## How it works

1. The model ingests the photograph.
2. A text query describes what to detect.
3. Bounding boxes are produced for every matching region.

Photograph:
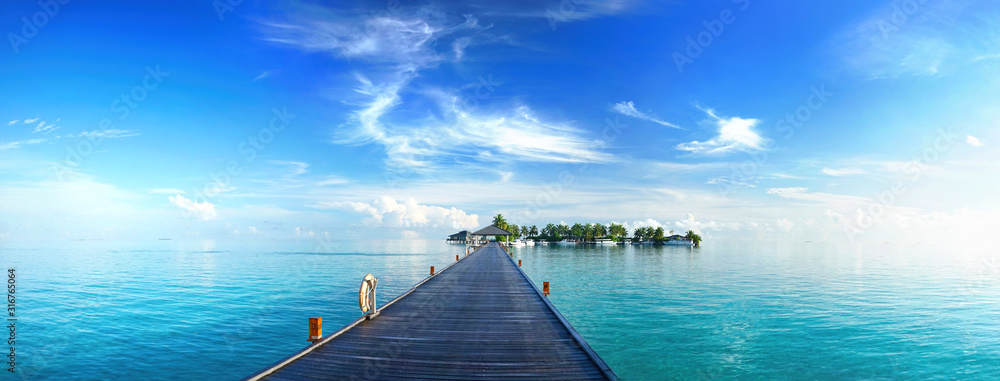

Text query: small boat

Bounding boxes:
[595,238,616,245]
[524,240,535,246]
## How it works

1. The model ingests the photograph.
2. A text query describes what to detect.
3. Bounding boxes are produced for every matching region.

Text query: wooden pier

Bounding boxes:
[244,242,618,380]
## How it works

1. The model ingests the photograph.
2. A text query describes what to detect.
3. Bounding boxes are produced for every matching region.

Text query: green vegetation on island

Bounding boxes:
[490,214,702,247]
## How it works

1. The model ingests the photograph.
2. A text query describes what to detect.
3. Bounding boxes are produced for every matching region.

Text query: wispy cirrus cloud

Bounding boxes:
[32,120,59,134]
[835,0,999,79]
[264,6,612,170]
[821,167,867,176]
[67,129,140,139]
[611,101,681,129]
[676,108,765,156]
[766,187,871,206]
[269,160,309,176]
[0,138,47,150]
[252,70,275,82]
[148,188,185,194]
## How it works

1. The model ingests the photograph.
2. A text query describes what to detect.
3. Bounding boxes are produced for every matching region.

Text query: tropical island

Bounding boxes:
[448,214,702,247]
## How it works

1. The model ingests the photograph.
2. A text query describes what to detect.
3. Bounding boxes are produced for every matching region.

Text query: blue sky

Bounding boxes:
[1,0,997,243]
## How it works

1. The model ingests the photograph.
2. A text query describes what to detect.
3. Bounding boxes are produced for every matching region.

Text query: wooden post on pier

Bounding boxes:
[543,282,550,296]
[430,266,435,275]
[518,259,521,267]
[307,317,322,342]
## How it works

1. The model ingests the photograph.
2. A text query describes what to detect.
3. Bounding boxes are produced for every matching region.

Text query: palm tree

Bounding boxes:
[653,227,665,241]
[544,223,556,238]
[570,223,583,241]
[608,223,625,241]
[584,223,596,241]
[530,225,538,237]
[684,230,702,247]
[558,224,570,238]
[492,214,507,229]
[596,223,608,238]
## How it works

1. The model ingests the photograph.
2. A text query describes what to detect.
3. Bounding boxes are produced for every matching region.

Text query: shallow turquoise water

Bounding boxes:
[3,239,998,380]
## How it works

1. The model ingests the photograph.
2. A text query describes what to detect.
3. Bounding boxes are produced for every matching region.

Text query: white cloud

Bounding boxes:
[265,10,607,169]
[499,171,513,183]
[766,187,871,205]
[768,173,807,180]
[0,138,47,150]
[676,108,765,155]
[401,230,420,239]
[205,185,236,194]
[316,176,349,186]
[149,188,185,194]
[23,117,39,124]
[32,120,59,134]
[71,129,141,139]
[835,1,995,79]
[544,0,634,28]
[252,70,274,82]
[295,227,315,237]
[452,37,471,60]
[262,13,481,69]
[168,194,218,220]
[7,120,18,125]
[270,160,308,175]
[966,135,984,147]
[248,226,260,234]
[318,196,479,229]
[776,218,795,231]
[611,101,681,129]
[345,73,614,168]
[822,167,868,176]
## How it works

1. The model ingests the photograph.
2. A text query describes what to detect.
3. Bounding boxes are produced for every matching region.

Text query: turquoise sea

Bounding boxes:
[3,239,998,380]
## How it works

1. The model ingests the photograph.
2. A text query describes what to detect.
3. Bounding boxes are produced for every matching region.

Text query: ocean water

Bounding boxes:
[2,239,998,380]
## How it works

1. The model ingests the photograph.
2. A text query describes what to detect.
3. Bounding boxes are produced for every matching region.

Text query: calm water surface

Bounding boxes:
[3,239,998,380]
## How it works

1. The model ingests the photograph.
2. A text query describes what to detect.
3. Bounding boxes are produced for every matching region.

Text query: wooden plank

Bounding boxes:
[243,242,618,380]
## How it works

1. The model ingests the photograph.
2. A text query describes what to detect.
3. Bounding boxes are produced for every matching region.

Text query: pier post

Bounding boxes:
[518,259,521,267]
[308,317,322,342]
[456,254,459,261]
[430,266,435,275]
[543,282,550,296]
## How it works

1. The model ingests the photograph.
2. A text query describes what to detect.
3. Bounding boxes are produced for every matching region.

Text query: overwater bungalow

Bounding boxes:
[446,230,471,244]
